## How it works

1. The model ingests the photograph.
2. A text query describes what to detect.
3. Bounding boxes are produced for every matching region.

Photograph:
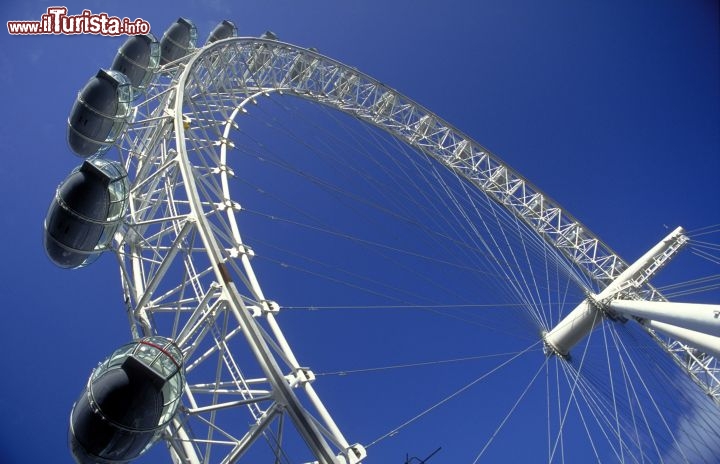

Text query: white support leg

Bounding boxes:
[609,300,720,338]
[642,320,720,360]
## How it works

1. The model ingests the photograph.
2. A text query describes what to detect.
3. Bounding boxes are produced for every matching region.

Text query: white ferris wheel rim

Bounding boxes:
[114,36,720,463]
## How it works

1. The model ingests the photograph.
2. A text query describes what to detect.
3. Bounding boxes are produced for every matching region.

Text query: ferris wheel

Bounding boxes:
[44,18,720,463]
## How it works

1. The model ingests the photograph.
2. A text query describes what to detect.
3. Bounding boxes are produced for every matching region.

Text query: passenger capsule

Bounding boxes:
[289,48,319,81]
[67,69,132,158]
[43,159,129,269]
[159,18,197,65]
[110,33,160,97]
[249,31,280,75]
[206,20,237,44]
[69,337,185,464]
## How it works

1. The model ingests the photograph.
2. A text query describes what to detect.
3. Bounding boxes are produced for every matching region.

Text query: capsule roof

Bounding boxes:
[207,20,237,44]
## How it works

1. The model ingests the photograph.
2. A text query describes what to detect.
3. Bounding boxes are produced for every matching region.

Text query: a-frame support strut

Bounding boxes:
[609,300,720,359]
[542,226,719,359]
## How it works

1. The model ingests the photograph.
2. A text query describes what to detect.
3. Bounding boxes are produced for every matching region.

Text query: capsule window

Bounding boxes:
[104,70,133,118]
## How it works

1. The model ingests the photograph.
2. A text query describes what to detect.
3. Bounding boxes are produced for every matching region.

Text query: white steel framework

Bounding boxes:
[109,37,720,462]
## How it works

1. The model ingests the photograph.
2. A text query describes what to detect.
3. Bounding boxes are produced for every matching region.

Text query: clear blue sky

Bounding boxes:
[0,1,718,463]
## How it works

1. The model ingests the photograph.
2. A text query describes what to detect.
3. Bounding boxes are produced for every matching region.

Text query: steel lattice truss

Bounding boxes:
[112,38,720,463]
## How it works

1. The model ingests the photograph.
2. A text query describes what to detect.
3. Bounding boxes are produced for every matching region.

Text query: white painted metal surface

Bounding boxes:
[543,227,688,357]
[610,300,720,338]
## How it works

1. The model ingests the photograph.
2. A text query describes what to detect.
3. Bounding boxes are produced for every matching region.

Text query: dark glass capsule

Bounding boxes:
[289,47,319,81]
[67,69,132,158]
[260,30,278,40]
[249,31,280,75]
[43,159,128,269]
[110,34,160,97]
[159,18,197,65]
[69,337,185,464]
[206,20,237,44]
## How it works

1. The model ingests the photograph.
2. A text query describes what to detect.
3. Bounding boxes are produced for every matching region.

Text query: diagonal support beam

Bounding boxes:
[642,320,720,361]
[609,300,720,338]
[134,218,196,318]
